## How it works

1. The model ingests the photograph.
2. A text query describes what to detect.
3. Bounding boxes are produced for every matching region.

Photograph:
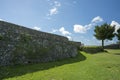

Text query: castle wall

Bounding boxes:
[0,21,79,66]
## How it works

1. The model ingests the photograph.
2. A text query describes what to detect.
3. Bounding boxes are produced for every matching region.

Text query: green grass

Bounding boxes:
[0,49,120,80]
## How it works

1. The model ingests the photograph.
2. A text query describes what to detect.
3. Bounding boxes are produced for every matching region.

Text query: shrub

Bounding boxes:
[81,46,104,53]
[104,44,120,49]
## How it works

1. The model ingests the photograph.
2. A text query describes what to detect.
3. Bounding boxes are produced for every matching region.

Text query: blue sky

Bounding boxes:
[0,0,120,45]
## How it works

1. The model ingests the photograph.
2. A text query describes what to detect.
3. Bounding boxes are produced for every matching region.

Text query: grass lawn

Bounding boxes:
[0,49,120,80]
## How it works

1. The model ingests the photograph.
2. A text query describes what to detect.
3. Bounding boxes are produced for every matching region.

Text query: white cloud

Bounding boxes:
[0,18,5,21]
[59,27,71,35]
[0,19,3,21]
[91,16,103,23]
[51,27,72,40]
[66,36,72,40]
[33,26,41,31]
[85,23,95,30]
[73,24,87,33]
[51,29,58,33]
[73,16,103,33]
[47,0,61,16]
[73,23,95,33]
[111,21,120,32]
[49,7,58,16]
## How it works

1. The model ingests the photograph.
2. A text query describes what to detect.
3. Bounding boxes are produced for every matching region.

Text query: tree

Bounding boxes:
[94,23,115,49]
[116,28,120,48]
[116,28,120,41]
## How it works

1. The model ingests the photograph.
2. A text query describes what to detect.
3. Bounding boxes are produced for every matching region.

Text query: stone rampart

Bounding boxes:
[0,21,80,66]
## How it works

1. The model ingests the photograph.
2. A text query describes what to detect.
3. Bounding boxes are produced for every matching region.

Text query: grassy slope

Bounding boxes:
[1,49,120,80]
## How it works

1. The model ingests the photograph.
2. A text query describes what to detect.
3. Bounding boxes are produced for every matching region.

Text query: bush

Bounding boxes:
[81,46,104,53]
[104,44,120,49]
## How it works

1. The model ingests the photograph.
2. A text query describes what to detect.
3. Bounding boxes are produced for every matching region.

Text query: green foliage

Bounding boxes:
[13,39,52,60]
[94,23,115,48]
[25,47,51,59]
[116,28,120,41]
[115,28,120,49]
[81,46,104,53]
[94,23,115,40]
[20,33,32,43]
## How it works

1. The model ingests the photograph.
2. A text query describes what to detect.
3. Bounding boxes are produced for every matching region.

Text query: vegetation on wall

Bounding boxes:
[0,21,79,66]
[20,33,32,42]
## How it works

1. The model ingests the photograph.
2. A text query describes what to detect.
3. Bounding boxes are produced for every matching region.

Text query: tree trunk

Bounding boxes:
[119,41,120,49]
[102,40,104,49]
[119,43,120,49]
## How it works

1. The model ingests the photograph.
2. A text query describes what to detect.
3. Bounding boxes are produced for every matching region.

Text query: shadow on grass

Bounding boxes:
[84,49,109,54]
[0,52,86,79]
[104,49,120,55]
[114,53,120,55]
[103,50,109,53]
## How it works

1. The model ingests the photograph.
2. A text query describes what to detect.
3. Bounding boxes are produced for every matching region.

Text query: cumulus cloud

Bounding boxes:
[73,23,95,33]
[51,27,72,40]
[48,0,61,16]
[49,7,58,16]
[73,16,103,33]
[51,27,71,35]
[85,23,95,30]
[74,24,87,33]
[33,26,41,31]
[111,21,120,32]
[91,16,103,23]
[66,36,72,40]
[59,27,71,35]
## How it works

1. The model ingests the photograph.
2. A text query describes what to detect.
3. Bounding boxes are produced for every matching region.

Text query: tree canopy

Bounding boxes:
[116,28,120,41]
[94,23,115,48]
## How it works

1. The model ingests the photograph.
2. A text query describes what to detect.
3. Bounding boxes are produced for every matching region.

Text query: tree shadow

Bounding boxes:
[84,49,109,54]
[104,49,120,55]
[103,50,109,53]
[113,53,120,55]
[0,52,86,79]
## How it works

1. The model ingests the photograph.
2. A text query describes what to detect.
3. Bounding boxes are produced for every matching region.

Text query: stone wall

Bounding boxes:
[0,21,80,66]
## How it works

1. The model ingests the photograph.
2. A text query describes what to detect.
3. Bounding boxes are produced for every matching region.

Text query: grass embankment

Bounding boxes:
[0,49,120,80]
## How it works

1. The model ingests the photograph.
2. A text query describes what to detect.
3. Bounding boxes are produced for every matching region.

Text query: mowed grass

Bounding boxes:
[0,49,120,80]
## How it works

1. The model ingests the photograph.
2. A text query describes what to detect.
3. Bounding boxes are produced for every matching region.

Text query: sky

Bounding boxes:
[0,0,120,46]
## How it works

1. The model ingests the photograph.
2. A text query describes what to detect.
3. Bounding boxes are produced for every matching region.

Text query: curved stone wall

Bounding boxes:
[0,21,79,66]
